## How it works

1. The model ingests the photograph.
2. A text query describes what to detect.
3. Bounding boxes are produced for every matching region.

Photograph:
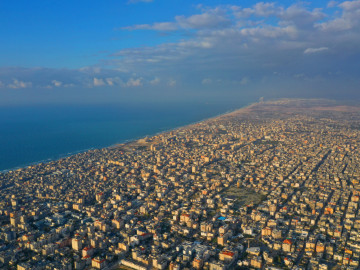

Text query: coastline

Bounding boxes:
[111,100,259,148]
[0,100,257,174]
[2,98,345,174]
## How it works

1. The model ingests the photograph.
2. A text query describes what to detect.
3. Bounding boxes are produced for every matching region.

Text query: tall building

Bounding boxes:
[72,237,82,251]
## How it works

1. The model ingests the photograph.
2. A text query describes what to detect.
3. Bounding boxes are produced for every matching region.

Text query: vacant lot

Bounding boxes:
[221,186,265,208]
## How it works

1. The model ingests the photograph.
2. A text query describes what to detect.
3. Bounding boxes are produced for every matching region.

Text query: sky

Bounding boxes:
[0,0,359,105]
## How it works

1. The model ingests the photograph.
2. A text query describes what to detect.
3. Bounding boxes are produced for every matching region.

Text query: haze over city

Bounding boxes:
[1,0,360,105]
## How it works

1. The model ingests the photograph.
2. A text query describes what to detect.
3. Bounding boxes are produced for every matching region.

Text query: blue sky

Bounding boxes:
[0,0,359,105]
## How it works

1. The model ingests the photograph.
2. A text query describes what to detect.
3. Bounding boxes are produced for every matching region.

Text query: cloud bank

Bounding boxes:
[1,1,360,104]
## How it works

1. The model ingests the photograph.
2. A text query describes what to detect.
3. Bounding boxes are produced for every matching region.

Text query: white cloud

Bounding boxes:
[80,66,101,74]
[339,0,360,10]
[316,17,352,31]
[176,11,230,29]
[178,40,213,48]
[106,77,124,86]
[63,83,75,88]
[113,1,360,79]
[316,0,360,31]
[252,2,278,16]
[304,47,329,54]
[150,77,160,85]
[240,25,298,39]
[8,79,32,89]
[51,80,63,87]
[105,78,114,86]
[128,0,153,3]
[126,78,143,87]
[202,78,212,84]
[93,77,106,87]
[327,1,338,8]
[122,22,178,31]
[2,1,360,100]
[122,8,230,31]
[235,2,280,18]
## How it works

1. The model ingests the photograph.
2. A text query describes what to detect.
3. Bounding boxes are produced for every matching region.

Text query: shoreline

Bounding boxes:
[111,100,259,148]
[0,100,257,174]
[2,98,339,174]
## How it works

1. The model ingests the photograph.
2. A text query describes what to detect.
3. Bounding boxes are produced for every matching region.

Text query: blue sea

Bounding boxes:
[0,100,252,172]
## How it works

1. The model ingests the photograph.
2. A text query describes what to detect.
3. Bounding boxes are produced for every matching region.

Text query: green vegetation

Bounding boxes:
[256,140,279,145]
[220,186,264,208]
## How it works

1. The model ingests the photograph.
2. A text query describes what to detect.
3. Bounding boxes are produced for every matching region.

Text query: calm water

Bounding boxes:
[0,101,251,172]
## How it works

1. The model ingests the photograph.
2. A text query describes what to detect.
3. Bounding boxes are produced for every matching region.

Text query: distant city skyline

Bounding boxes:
[0,0,359,105]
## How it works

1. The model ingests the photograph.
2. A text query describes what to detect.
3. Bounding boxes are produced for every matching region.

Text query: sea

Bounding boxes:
[0,100,253,172]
